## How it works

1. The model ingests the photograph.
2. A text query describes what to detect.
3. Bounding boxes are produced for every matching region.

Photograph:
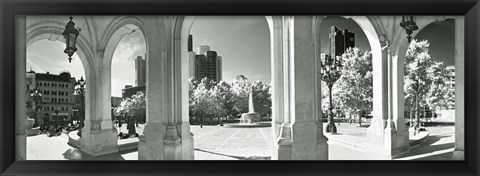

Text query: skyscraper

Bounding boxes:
[135,56,146,85]
[330,26,355,57]
[194,46,223,82]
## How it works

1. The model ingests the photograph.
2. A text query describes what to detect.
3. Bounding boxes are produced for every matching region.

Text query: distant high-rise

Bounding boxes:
[135,56,146,85]
[330,26,355,57]
[194,47,223,82]
[188,35,193,52]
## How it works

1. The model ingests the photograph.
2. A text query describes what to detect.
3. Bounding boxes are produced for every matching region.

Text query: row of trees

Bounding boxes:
[114,77,272,135]
[322,40,454,129]
[404,40,455,132]
[115,40,452,134]
[189,77,272,125]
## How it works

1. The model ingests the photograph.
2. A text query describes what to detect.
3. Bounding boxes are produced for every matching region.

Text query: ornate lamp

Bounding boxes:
[62,16,81,63]
[75,76,86,130]
[30,88,43,127]
[320,53,343,134]
[399,16,419,43]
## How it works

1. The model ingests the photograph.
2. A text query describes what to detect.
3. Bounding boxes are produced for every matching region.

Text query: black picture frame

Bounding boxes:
[1,0,479,175]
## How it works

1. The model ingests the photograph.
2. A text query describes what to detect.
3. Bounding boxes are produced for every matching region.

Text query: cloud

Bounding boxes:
[111,78,134,97]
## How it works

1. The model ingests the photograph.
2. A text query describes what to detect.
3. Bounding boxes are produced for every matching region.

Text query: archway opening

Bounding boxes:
[401,18,456,159]
[318,16,377,160]
[109,24,147,141]
[188,16,273,160]
[26,39,86,160]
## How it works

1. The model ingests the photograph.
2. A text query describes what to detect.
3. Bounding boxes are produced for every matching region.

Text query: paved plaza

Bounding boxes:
[26,122,455,160]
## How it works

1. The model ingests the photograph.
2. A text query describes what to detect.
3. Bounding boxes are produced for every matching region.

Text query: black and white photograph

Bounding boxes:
[16,15,464,161]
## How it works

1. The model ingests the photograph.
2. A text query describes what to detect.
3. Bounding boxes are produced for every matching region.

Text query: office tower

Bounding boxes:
[330,26,355,57]
[194,48,223,82]
[135,56,146,85]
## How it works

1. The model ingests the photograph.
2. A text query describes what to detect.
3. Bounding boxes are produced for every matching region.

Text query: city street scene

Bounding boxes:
[17,16,463,160]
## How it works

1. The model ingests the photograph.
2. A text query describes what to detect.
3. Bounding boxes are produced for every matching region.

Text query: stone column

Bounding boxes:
[80,58,119,156]
[271,16,328,160]
[452,16,464,160]
[139,16,191,160]
[367,33,389,156]
[270,16,293,160]
[367,33,409,158]
[177,16,195,160]
[391,51,410,155]
[15,15,27,160]
[291,16,328,160]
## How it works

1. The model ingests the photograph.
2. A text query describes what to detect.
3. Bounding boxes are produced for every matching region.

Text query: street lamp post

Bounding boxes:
[320,53,343,134]
[75,76,86,129]
[30,88,43,127]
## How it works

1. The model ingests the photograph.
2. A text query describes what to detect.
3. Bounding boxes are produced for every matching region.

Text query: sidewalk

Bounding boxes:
[26,123,455,160]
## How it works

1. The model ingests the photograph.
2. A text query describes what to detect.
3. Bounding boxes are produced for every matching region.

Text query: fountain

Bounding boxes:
[225,89,270,128]
[240,91,261,123]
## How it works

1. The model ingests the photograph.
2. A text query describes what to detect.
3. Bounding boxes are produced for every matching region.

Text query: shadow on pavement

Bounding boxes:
[194,148,270,160]
[396,134,454,160]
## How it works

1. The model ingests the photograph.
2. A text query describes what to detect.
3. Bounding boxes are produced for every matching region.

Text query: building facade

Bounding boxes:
[330,26,355,57]
[194,45,223,82]
[27,71,76,124]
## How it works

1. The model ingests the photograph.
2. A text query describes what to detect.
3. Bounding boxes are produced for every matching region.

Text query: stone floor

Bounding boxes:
[25,122,455,160]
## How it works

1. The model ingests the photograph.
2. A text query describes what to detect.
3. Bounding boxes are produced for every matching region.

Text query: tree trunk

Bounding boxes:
[357,111,362,126]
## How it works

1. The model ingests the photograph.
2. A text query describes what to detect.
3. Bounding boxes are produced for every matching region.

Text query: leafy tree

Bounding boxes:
[426,62,454,115]
[252,80,272,116]
[326,48,373,126]
[231,77,251,116]
[114,91,145,136]
[208,81,233,124]
[404,39,435,133]
[191,78,215,127]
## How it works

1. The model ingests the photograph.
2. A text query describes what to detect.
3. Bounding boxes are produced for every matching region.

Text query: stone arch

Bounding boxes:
[99,16,147,128]
[315,16,384,123]
[393,16,455,58]
[101,16,146,68]
[26,18,95,126]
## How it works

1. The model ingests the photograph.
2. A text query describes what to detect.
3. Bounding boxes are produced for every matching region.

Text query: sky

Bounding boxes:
[27,16,455,97]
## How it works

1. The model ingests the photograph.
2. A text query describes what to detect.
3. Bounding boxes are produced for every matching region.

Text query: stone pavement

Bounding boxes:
[26,122,455,160]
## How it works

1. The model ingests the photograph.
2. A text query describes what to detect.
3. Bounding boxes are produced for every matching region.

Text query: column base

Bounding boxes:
[164,124,182,160]
[138,122,194,160]
[316,122,329,160]
[272,123,293,160]
[179,123,194,160]
[80,128,119,157]
[367,119,409,158]
[452,149,464,160]
[292,122,322,160]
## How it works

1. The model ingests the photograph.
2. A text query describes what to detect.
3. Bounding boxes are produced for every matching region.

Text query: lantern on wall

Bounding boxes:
[62,16,81,63]
[399,16,419,43]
